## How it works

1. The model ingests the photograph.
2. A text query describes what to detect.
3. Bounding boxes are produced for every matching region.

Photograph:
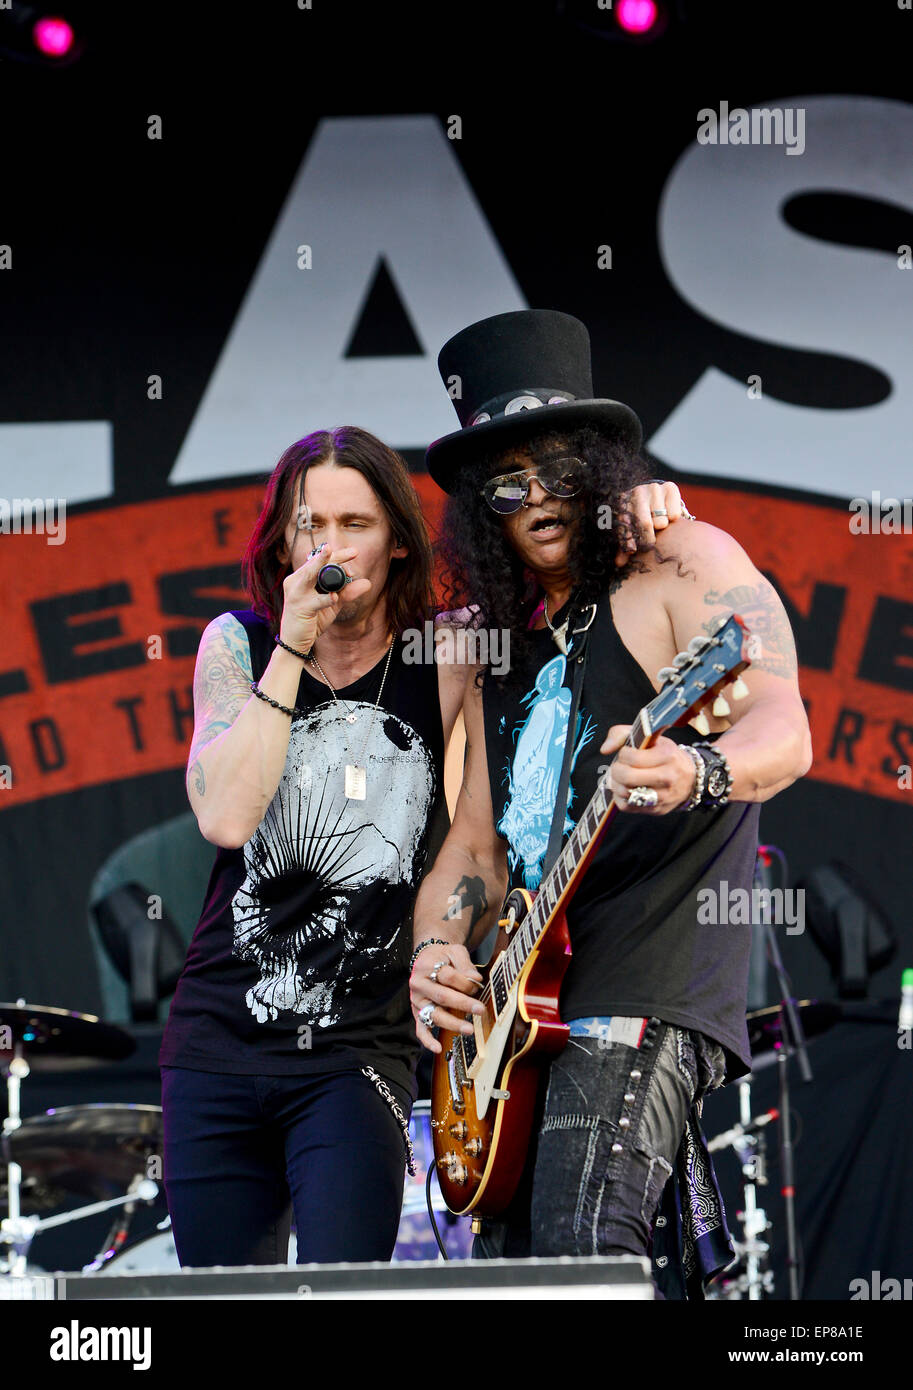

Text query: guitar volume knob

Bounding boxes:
[446,1158,469,1185]
[464,1137,484,1157]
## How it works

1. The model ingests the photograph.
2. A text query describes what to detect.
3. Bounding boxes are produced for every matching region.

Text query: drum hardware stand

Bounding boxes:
[2,1181,160,1276]
[81,1174,162,1273]
[730,1082,774,1299]
[762,921,811,1302]
[750,848,812,1300]
[2,1032,157,1276]
[2,1038,33,1277]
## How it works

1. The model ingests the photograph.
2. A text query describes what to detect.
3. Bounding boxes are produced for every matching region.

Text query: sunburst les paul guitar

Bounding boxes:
[430,613,754,1217]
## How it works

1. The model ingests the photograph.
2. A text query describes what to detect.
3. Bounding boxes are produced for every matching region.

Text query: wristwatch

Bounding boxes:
[692,742,733,809]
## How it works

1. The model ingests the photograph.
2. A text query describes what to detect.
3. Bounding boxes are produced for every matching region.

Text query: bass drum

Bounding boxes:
[99,1102,472,1272]
[96,1224,181,1275]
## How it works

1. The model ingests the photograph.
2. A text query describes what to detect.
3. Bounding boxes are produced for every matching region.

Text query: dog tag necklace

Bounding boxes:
[308,636,395,800]
[542,595,570,655]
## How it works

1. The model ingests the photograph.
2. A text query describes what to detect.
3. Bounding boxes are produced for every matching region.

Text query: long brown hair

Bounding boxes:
[242,426,434,635]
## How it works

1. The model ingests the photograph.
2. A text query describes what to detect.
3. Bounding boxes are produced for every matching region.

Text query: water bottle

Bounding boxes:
[899,968,913,1032]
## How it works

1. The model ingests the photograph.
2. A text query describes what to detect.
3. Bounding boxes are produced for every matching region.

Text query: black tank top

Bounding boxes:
[160,610,446,1093]
[482,597,759,1078]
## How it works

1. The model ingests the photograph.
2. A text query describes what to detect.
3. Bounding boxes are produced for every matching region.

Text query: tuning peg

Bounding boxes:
[687,636,709,653]
[657,666,679,684]
[732,676,749,701]
[712,694,731,717]
[693,712,711,736]
[673,651,690,668]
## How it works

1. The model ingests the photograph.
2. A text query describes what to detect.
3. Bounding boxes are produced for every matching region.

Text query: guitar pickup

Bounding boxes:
[447,1047,465,1114]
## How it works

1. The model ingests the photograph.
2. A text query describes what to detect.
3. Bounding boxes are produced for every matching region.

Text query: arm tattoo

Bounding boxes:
[190,615,255,758]
[702,581,798,679]
[443,875,488,931]
[190,760,206,796]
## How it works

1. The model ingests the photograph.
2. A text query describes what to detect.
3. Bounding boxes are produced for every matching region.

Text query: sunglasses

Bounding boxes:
[480,456,586,515]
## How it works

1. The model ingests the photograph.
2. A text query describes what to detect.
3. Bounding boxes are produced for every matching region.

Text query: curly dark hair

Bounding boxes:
[436,425,653,676]
[242,426,434,637]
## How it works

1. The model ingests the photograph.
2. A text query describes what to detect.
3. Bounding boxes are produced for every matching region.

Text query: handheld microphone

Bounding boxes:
[315,563,353,595]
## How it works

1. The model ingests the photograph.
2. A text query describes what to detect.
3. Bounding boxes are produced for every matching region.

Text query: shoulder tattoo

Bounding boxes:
[702,581,798,679]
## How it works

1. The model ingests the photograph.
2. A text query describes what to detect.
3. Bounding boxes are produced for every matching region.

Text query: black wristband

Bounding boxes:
[692,741,733,809]
[274,634,312,661]
[250,681,298,717]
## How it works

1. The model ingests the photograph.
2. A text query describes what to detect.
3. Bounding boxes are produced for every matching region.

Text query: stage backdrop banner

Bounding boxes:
[1,85,911,1019]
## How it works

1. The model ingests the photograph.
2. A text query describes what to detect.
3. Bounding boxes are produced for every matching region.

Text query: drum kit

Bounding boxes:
[0,1000,471,1278]
[0,1000,161,1277]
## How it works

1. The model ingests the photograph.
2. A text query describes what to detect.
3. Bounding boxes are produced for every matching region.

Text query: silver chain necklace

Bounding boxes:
[307,636,395,800]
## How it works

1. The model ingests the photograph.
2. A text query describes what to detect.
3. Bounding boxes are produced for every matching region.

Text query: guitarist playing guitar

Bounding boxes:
[409,311,811,1296]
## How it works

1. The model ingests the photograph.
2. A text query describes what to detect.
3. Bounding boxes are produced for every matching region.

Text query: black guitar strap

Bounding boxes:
[542,603,596,878]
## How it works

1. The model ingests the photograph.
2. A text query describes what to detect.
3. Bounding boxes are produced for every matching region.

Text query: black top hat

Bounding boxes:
[425,309,642,493]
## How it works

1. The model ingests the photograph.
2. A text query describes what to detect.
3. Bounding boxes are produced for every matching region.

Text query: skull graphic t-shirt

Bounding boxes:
[160,611,446,1094]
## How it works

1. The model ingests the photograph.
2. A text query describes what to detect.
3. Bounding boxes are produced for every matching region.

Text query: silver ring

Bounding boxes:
[418,1003,435,1028]
[627,786,659,809]
[650,508,668,518]
[428,959,448,984]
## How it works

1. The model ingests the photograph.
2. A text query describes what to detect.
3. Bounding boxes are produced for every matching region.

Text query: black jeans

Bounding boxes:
[475,1020,725,1266]
[161,1065,412,1267]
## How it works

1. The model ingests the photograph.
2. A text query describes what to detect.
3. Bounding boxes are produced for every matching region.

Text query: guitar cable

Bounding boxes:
[425,1160,451,1259]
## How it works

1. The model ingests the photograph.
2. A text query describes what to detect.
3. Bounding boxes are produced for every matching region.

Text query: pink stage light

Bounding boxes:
[32,16,75,58]
[616,0,659,35]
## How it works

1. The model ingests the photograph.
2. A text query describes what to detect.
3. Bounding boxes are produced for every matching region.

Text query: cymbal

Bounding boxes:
[746,1000,842,1057]
[0,1002,135,1066]
[2,1104,163,1208]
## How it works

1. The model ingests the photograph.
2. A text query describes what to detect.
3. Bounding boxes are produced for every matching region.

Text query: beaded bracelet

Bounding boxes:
[249,681,297,717]
[274,634,312,661]
[409,938,452,973]
[680,744,706,811]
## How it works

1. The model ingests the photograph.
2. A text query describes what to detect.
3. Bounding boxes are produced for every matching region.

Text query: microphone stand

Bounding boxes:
[757,845,811,1302]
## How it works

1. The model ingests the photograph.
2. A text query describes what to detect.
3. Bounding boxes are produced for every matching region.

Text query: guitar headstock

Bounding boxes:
[644,614,753,739]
